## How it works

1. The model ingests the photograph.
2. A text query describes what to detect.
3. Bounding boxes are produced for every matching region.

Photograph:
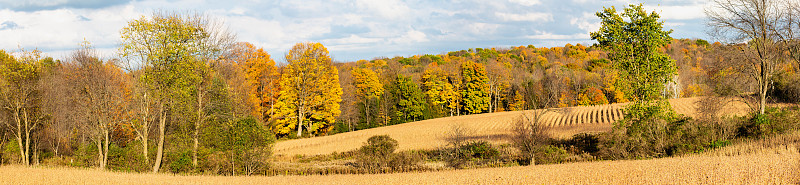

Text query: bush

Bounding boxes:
[354,135,420,173]
[511,113,551,165]
[167,150,193,174]
[534,145,568,164]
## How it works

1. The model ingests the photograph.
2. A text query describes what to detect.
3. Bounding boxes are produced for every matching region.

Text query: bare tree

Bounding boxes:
[707,0,789,114]
[64,43,131,170]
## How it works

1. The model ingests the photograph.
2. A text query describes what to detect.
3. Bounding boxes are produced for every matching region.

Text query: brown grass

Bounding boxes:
[274,97,752,156]
[2,145,797,184]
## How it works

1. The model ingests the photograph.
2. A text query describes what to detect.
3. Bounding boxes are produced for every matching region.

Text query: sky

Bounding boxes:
[0,0,708,62]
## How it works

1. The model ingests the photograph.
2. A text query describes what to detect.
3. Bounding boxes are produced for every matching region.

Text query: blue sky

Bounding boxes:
[0,0,708,62]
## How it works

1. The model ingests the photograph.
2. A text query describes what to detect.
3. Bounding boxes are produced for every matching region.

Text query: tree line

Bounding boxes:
[1,1,800,174]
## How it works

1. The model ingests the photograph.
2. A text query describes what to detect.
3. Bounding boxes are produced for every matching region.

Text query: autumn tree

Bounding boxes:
[227,42,280,122]
[0,49,54,165]
[422,63,458,116]
[351,63,383,126]
[707,0,788,114]
[63,43,131,170]
[460,60,490,114]
[272,42,342,137]
[119,11,223,172]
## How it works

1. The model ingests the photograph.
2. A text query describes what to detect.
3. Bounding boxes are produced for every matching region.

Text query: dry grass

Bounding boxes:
[274,97,752,156]
[2,145,797,184]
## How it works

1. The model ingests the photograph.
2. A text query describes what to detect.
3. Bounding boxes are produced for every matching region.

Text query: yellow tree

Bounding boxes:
[272,42,342,137]
[351,64,383,126]
[232,42,280,122]
[422,62,458,116]
[0,49,54,166]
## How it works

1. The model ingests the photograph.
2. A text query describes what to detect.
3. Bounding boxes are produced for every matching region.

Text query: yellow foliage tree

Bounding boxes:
[236,42,280,122]
[272,42,342,137]
[351,65,383,126]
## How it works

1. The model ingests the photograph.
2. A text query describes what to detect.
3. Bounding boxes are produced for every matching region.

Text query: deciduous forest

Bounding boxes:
[1,1,799,180]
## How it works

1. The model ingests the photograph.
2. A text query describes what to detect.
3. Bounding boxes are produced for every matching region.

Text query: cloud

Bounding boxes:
[508,0,541,6]
[495,12,552,22]
[526,32,589,40]
[0,0,132,11]
[0,21,20,30]
[0,0,712,62]
[645,4,706,20]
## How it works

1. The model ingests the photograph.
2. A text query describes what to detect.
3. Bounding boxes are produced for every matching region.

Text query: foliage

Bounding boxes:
[591,4,676,102]
[392,75,425,123]
[354,135,420,173]
[272,42,342,137]
[460,60,490,114]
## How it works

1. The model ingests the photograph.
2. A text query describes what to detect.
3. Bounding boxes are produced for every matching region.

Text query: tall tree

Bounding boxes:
[591,4,676,103]
[707,0,787,114]
[119,11,218,172]
[0,49,54,165]
[351,65,383,126]
[272,42,342,137]
[228,42,280,122]
[422,62,458,116]
[393,75,425,123]
[63,43,131,170]
[460,60,490,114]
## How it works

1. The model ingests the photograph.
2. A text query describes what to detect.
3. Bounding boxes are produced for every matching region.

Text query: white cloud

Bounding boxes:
[644,4,706,20]
[390,29,428,44]
[496,12,552,22]
[508,0,541,6]
[356,0,410,19]
[526,32,589,40]
[570,12,600,33]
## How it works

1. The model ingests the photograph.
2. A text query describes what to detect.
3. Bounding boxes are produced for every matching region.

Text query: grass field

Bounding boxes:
[2,144,796,184]
[274,97,753,156]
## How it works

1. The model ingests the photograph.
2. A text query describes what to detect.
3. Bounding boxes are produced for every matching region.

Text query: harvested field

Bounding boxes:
[274,97,753,156]
[2,145,797,184]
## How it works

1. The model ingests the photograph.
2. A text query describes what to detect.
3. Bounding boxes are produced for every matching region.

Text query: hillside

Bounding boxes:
[273,97,752,156]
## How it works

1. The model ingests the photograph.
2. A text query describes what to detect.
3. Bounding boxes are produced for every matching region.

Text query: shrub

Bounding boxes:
[511,113,551,165]
[168,150,193,174]
[534,145,568,164]
[354,135,420,173]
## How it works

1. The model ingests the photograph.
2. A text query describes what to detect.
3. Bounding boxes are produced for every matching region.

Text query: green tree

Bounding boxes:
[591,4,680,158]
[393,75,425,123]
[119,11,217,172]
[590,4,676,103]
[272,42,342,137]
[460,60,490,114]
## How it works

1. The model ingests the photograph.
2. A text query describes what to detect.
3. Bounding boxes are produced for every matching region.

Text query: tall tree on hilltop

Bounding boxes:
[272,42,342,137]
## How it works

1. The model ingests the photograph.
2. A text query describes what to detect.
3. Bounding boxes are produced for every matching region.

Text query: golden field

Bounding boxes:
[273,97,751,156]
[1,144,797,184]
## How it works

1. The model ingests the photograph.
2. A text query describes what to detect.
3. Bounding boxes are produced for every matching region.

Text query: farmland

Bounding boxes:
[273,97,751,156]
[2,142,796,184]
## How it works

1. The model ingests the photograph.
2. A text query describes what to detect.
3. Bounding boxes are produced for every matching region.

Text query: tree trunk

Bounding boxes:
[23,110,31,166]
[152,106,166,173]
[365,99,370,126]
[103,129,110,170]
[296,105,304,137]
[15,111,26,165]
[96,136,104,169]
[141,92,150,163]
[193,87,203,167]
